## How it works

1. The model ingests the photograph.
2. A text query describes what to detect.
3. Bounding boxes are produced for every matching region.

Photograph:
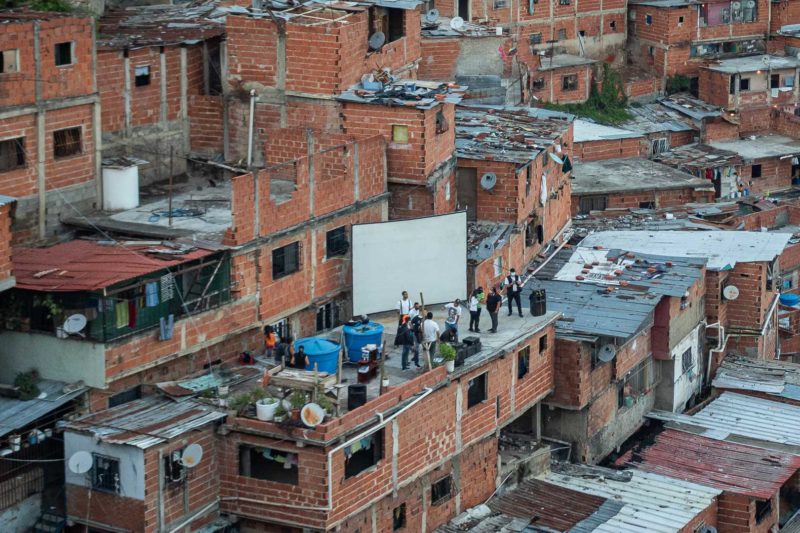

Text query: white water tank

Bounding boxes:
[102,158,142,210]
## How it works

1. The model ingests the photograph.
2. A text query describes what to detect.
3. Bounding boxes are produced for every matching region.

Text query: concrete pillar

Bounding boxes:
[353,142,360,201]
[220,40,230,161]
[277,27,287,127]
[180,46,190,154]
[34,22,46,239]
[91,18,102,208]
[202,41,210,96]
[123,51,132,136]
[455,383,463,453]
[391,419,399,497]
[159,47,168,131]
[307,129,315,217]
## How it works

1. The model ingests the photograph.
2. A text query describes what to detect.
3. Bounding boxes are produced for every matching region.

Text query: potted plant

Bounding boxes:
[288,391,306,422]
[274,404,288,423]
[228,392,252,417]
[14,371,40,401]
[256,397,279,421]
[439,343,456,373]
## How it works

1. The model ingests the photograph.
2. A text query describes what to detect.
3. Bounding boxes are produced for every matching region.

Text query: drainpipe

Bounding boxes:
[705,321,726,384]
[247,89,256,168]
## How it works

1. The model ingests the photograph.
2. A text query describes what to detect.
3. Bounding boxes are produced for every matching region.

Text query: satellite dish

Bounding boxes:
[368,32,386,51]
[731,1,741,8]
[746,0,755,6]
[63,314,87,334]
[480,172,497,190]
[450,16,465,30]
[424,9,440,22]
[548,152,564,165]
[476,242,494,260]
[301,403,326,427]
[723,285,740,301]
[597,344,617,363]
[68,451,93,474]
[181,443,204,468]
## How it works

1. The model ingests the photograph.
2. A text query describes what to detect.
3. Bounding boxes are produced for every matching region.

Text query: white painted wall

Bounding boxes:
[0,332,105,388]
[64,432,145,500]
[671,324,703,413]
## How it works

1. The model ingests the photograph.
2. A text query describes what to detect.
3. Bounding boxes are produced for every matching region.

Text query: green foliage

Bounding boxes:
[666,74,691,95]
[30,0,72,11]
[289,391,306,409]
[15,370,40,401]
[32,295,62,321]
[249,386,269,402]
[439,343,456,362]
[274,403,287,417]
[542,63,632,125]
[229,392,253,414]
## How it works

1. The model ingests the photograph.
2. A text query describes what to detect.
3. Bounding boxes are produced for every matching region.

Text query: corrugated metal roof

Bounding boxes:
[713,354,800,400]
[573,119,642,143]
[0,380,85,437]
[579,230,790,271]
[65,396,225,449]
[545,464,720,533]
[617,428,800,498]
[621,103,694,135]
[524,279,659,340]
[13,240,216,292]
[659,93,720,121]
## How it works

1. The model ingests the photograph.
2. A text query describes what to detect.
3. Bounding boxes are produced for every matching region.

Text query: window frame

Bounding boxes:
[325,226,349,258]
[91,454,121,494]
[272,241,300,280]
[467,373,488,408]
[751,163,762,178]
[391,124,409,144]
[0,137,25,172]
[134,65,151,87]
[393,503,407,530]
[344,430,384,479]
[54,41,74,67]
[431,476,453,505]
[562,74,578,91]
[0,49,20,74]
[739,77,750,91]
[53,127,82,159]
[518,346,530,380]
[238,445,299,485]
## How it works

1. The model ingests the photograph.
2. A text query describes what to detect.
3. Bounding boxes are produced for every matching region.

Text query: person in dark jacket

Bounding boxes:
[486,286,502,333]
[395,318,420,370]
[289,344,309,369]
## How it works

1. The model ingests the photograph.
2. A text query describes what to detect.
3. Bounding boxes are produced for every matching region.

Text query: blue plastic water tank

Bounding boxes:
[294,337,340,374]
[343,322,385,362]
[780,293,800,307]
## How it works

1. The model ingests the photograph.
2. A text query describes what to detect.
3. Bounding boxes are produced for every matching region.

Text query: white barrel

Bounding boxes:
[102,162,140,210]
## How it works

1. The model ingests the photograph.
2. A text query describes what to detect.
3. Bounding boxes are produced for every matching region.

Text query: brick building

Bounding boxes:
[706,135,800,196]
[530,54,595,104]
[95,4,226,184]
[0,11,100,243]
[455,106,574,291]
[573,119,646,162]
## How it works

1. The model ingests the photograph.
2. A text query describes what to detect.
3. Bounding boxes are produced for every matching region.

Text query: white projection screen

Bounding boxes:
[352,212,467,316]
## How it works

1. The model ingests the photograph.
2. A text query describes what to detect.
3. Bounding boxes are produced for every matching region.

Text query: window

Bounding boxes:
[435,109,449,134]
[91,454,120,494]
[678,15,684,24]
[431,476,452,505]
[639,201,655,209]
[559,0,570,4]
[579,195,607,214]
[610,20,617,31]
[371,7,405,44]
[771,74,780,89]
[272,242,300,279]
[163,450,185,485]
[751,164,762,178]
[648,46,656,58]
[494,0,507,8]
[467,373,487,408]
[53,127,82,158]
[767,258,776,291]
[518,346,530,379]
[529,33,543,45]
[681,347,694,374]
[755,498,772,524]
[651,138,668,155]
[0,138,25,171]
[316,301,338,332]
[532,77,545,90]
[740,78,750,91]
[54,42,74,66]
[525,165,532,196]
[562,75,578,91]
[108,385,142,408]
[345,430,383,478]
[0,49,19,74]
[239,445,298,485]
[493,256,503,277]
[393,504,406,530]
[135,65,151,87]
[785,75,795,88]
[578,30,586,37]
[392,125,409,144]
[618,357,655,408]
[645,14,653,24]
[730,75,736,94]
[539,334,548,353]
[326,226,349,257]
[557,28,567,40]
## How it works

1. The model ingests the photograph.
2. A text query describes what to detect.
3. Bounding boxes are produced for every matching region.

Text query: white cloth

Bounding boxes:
[469,296,479,312]
[408,308,420,321]
[444,303,461,324]
[396,298,412,314]
[423,319,440,343]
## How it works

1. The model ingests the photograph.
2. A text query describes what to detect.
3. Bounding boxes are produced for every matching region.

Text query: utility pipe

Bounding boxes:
[247,89,256,168]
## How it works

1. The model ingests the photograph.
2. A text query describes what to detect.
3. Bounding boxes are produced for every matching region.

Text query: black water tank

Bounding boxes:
[530,289,547,316]
[347,384,367,411]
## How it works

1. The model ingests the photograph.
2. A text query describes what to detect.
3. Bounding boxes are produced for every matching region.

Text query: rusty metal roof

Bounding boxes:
[13,239,216,292]
[65,396,225,449]
[617,428,800,499]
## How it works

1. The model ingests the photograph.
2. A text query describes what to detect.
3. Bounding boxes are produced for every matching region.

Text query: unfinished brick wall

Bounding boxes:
[699,69,732,108]
[572,186,715,216]
[44,104,96,191]
[574,138,645,162]
[738,157,793,196]
[418,38,461,80]
[0,204,13,285]
[189,95,225,155]
[718,492,778,533]
[531,66,592,104]
[0,114,38,199]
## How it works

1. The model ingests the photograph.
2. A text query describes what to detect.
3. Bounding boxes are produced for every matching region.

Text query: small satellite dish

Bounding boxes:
[480,172,497,191]
[63,314,87,335]
[746,0,755,6]
[723,285,740,301]
[548,152,564,165]
[424,8,440,23]
[450,16,465,30]
[68,451,93,474]
[301,403,326,428]
[597,344,617,363]
[181,443,204,468]
[731,1,741,8]
[368,32,386,51]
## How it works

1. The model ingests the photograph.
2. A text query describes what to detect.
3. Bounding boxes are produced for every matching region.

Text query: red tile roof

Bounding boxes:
[13,240,215,292]
[616,429,800,499]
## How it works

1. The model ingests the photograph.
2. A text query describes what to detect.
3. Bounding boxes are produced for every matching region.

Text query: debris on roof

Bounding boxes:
[467,222,514,262]
[421,16,501,38]
[536,54,596,71]
[709,134,800,160]
[573,119,642,143]
[621,102,695,135]
[579,230,790,271]
[13,239,217,292]
[571,158,714,195]
[0,379,85,438]
[705,54,800,74]
[713,355,800,401]
[659,93,721,121]
[617,428,800,498]
[456,105,574,164]
[338,79,465,110]
[654,143,742,171]
[65,396,225,449]
[0,9,82,23]
[157,366,263,400]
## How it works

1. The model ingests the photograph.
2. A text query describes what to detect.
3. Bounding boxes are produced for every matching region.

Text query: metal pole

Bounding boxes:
[168,147,174,226]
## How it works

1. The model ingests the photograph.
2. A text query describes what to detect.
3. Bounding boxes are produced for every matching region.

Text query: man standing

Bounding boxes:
[486,286,502,333]
[422,312,440,366]
[505,268,524,317]
[408,302,421,322]
[468,287,484,332]
[394,318,420,370]
[443,299,462,342]
[396,291,413,325]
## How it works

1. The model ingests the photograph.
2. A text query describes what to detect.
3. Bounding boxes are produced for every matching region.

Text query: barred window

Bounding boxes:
[53,127,82,158]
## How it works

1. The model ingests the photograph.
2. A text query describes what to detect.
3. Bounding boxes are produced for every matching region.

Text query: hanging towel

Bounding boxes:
[159,314,175,340]
[115,301,129,329]
[145,282,159,307]
[561,154,572,173]
[128,300,137,328]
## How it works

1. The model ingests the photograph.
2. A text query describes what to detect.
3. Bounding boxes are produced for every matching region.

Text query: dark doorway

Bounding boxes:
[457,167,478,221]
[458,0,469,19]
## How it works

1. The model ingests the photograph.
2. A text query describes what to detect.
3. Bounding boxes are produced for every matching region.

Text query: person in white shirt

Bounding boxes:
[396,291,413,325]
[422,311,440,363]
[408,302,421,321]
[443,299,462,342]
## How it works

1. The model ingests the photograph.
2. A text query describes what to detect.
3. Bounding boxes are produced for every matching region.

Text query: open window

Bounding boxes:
[681,347,694,374]
[369,7,405,45]
[740,78,750,91]
[0,138,25,171]
[163,450,185,485]
[562,75,578,91]
[393,503,406,530]
[431,476,452,505]
[239,445,299,485]
[53,127,82,158]
[55,42,74,66]
[518,346,530,379]
[435,109,449,134]
[0,49,19,74]
[467,373,487,408]
[345,430,383,478]
[618,357,655,408]
[539,334,548,354]
[91,454,120,494]
[751,164,762,178]
[755,498,773,524]
[135,65,151,87]
[273,242,300,279]
[532,77,545,90]
[326,226,349,257]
